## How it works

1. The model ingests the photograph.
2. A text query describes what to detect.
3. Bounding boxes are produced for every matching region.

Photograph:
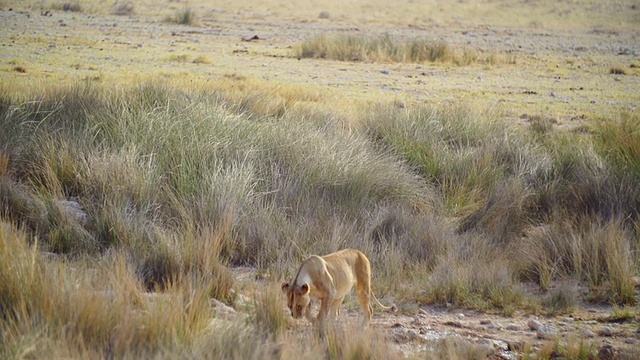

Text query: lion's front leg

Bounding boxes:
[317,294,334,329]
[305,303,315,324]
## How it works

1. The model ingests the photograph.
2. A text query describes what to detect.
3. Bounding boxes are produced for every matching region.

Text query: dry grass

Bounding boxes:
[1,0,639,356]
[1,73,638,360]
[169,7,199,26]
[294,33,512,65]
[110,1,134,16]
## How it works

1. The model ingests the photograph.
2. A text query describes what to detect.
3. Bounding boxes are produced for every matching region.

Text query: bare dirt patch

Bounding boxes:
[230,268,640,359]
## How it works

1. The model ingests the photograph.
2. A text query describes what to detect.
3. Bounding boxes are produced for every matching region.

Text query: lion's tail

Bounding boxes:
[371,290,397,312]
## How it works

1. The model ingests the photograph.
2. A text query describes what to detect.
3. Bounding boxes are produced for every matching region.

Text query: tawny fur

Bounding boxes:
[281,248,397,328]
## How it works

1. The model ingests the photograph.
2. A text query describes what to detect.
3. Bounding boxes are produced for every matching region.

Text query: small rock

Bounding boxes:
[457,313,465,320]
[528,319,544,331]
[492,340,509,352]
[582,329,597,338]
[392,328,420,343]
[507,341,524,352]
[318,11,330,19]
[537,326,557,340]
[241,34,259,42]
[600,327,613,337]
[210,299,236,319]
[480,319,492,325]
[598,345,616,360]
[56,199,88,225]
[380,69,389,75]
[506,324,520,331]
[624,338,636,344]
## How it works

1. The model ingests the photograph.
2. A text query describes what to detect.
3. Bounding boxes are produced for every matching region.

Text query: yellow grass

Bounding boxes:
[2,0,640,358]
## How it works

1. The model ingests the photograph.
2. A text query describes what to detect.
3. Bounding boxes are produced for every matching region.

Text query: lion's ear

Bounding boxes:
[281,282,290,293]
[301,283,310,294]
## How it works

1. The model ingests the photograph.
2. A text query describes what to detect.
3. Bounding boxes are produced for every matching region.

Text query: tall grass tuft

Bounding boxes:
[251,284,290,339]
[324,325,399,359]
[294,33,511,65]
[520,217,636,304]
[424,337,495,360]
[593,111,640,180]
[171,8,199,26]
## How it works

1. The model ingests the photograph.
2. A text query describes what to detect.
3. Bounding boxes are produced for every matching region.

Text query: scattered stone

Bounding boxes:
[600,327,614,337]
[56,199,88,225]
[210,299,236,319]
[598,345,616,360]
[380,69,389,75]
[444,321,463,328]
[624,338,636,344]
[527,319,544,331]
[457,313,465,320]
[318,11,330,19]
[506,324,520,331]
[582,329,597,338]
[480,319,492,325]
[537,325,557,340]
[241,34,259,42]
[507,340,524,352]
[392,327,421,343]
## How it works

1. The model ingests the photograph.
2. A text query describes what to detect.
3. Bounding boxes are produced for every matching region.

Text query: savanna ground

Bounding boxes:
[1,0,640,358]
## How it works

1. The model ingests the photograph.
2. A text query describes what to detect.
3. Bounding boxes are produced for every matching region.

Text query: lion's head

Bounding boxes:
[281,282,311,319]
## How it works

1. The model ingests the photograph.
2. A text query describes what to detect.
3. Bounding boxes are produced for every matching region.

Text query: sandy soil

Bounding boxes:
[1,2,639,124]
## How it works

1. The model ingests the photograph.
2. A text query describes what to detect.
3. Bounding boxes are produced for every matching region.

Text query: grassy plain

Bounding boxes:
[1,0,640,358]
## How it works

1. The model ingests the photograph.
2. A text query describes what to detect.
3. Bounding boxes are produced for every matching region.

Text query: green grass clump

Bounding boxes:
[592,110,640,180]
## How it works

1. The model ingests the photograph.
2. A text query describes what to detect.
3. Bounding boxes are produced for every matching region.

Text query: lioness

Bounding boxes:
[281,248,396,328]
